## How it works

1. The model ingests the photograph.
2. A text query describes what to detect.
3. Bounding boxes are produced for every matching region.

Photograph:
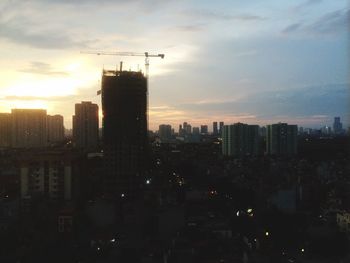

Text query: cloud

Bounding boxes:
[306,8,349,35]
[282,23,302,34]
[282,9,349,36]
[175,83,349,125]
[18,62,69,76]
[183,9,265,22]
[0,19,94,49]
[292,0,323,12]
[174,25,204,32]
[3,95,77,102]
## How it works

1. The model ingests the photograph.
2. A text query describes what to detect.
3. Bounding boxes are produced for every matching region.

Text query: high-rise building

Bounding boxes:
[47,115,64,143]
[219,121,224,135]
[222,123,260,157]
[200,125,208,134]
[158,124,172,142]
[183,122,192,135]
[213,122,218,135]
[73,101,99,149]
[192,127,200,135]
[321,126,332,135]
[11,109,47,148]
[0,113,11,147]
[179,124,184,136]
[333,117,343,135]
[266,123,297,155]
[102,69,148,195]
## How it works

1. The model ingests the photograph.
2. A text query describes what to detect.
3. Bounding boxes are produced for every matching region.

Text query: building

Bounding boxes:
[18,150,77,201]
[11,109,47,148]
[337,211,350,235]
[222,123,260,157]
[266,123,297,155]
[333,117,343,135]
[200,125,208,135]
[47,115,65,143]
[0,113,11,148]
[213,122,218,135]
[159,124,172,142]
[73,101,99,149]
[321,126,332,136]
[183,122,192,135]
[192,127,200,135]
[102,69,148,195]
[219,122,224,135]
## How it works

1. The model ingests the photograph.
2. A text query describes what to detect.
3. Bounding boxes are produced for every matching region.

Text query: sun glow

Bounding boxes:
[0,100,50,111]
[6,77,83,98]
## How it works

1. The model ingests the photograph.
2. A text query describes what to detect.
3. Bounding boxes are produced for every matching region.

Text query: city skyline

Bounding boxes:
[0,0,348,130]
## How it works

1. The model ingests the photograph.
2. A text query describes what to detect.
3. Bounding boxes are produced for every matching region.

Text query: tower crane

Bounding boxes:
[80,51,165,78]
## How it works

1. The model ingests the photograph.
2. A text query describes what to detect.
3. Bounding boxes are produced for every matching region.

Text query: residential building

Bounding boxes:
[213,122,218,135]
[73,101,99,149]
[18,150,77,201]
[0,113,11,147]
[159,124,172,142]
[200,125,208,135]
[222,123,260,157]
[11,109,47,148]
[47,115,64,143]
[266,123,298,155]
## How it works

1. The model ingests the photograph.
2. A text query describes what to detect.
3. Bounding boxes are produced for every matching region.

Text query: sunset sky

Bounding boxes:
[0,0,348,130]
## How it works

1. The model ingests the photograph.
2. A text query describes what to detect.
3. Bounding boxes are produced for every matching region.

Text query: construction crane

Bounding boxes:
[80,51,165,78]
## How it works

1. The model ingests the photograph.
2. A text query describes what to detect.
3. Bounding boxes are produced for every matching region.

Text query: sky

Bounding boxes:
[0,0,348,131]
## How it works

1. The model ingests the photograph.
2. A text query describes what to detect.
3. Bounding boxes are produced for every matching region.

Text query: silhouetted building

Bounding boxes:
[213,122,218,135]
[200,125,208,135]
[333,117,343,135]
[222,123,260,157]
[102,69,148,195]
[73,101,99,149]
[0,113,11,147]
[321,126,332,135]
[47,115,64,143]
[159,124,172,142]
[183,122,192,135]
[219,121,224,135]
[11,109,47,148]
[266,123,297,155]
[259,126,267,137]
[192,127,200,135]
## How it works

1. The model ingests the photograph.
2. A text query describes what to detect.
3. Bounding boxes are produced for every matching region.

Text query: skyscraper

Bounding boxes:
[213,122,218,135]
[333,117,343,135]
[183,122,192,135]
[0,113,11,148]
[222,123,260,157]
[102,69,148,195]
[47,114,64,143]
[11,109,47,148]
[73,101,99,149]
[158,124,172,142]
[200,125,208,134]
[219,121,224,135]
[266,123,297,155]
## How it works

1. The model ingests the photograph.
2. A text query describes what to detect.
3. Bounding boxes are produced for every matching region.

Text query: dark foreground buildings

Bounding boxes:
[102,69,148,195]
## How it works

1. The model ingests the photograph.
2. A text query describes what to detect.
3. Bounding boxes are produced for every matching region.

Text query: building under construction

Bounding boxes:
[101,68,148,195]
